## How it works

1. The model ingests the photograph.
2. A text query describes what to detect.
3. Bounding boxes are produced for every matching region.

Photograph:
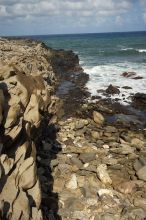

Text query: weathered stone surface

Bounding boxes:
[115,181,137,194]
[97,164,112,184]
[136,166,146,181]
[93,111,104,125]
[0,154,14,175]
[134,198,146,209]
[79,152,96,163]
[65,174,78,190]
[1,38,146,220]
[0,38,60,219]
[17,157,37,190]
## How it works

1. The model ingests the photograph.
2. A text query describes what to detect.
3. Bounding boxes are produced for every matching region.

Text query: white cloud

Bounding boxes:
[115,15,124,25]
[0,0,133,20]
[0,0,142,35]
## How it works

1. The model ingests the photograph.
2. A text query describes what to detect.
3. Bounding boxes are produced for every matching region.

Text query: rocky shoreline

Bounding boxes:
[0,38,146,220]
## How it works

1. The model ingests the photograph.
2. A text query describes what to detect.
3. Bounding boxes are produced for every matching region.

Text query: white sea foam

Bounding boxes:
[121,48,146,53]
[121,48,133,51]
[79,60,85,65]
[137,49,146,53]
[83,62,146,104]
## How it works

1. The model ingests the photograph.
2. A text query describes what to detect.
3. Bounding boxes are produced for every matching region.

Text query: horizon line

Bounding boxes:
[1,30,146,38]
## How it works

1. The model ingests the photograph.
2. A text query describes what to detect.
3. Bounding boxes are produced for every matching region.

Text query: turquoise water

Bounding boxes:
[30,32,146,103]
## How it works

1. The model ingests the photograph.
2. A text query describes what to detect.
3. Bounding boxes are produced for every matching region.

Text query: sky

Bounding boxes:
[0,0,146,36]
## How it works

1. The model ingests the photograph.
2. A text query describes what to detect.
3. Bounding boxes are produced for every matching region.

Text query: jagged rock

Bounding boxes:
[11,191,30,220]
[24,94,42,127]
[0,89,4,123]
[106,84,120,95]
[17,157,37,190]
[97,164,112,184]
[27,180,42,209]
[0,172,18,213]
[32,208,43,220]
[4,104,21,129]
[15,142,30,164]
[93,111,104,125]
[0,154,14,175]
[66,174,78,190]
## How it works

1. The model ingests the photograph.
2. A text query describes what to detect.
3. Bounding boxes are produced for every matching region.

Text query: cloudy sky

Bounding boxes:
[0,0,146,36]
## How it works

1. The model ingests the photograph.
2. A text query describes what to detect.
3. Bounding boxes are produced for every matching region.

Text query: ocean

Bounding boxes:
[30,31,146,104]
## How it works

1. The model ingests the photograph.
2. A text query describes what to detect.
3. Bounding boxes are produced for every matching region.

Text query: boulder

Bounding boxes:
[106,84,120,95]
[136,166,146,181]
[97,164,112,185]
[133,93,146,107]
[93,111,104,125]
[122,72,136,78]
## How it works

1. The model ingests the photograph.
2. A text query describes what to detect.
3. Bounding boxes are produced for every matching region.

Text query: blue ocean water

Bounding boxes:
[29,32,146,103]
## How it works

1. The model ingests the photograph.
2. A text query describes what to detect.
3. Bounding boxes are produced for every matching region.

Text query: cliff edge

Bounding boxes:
[0,38,85,220]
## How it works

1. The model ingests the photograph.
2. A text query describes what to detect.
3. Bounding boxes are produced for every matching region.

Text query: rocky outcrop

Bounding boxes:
[0,38,84,219]
[106,84,120,95]
[132,93,146,108]
[122,72,143,80]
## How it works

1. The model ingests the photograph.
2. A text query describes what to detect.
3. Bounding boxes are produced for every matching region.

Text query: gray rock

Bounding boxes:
[79,152,96,163]
[110,145,134,155]
[136,166,146,181]
[134,159,143,171]
[70,156,83,168]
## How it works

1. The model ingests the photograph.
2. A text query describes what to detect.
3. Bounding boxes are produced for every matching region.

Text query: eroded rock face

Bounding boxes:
[0,38,62,219]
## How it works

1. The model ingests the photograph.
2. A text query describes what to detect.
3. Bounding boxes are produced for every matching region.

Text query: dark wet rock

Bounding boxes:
[122,71,136,78]
[106,84,120,95]
[122,86,132,89]
[132,93,146,108]
[111,114,143,127]
[133,76,143,80]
